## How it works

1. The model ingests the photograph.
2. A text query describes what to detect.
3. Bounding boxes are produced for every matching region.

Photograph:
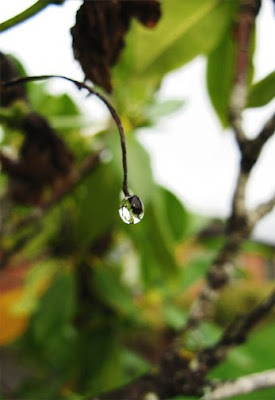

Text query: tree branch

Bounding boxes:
[182,0,274,330]
[202,369,275,400]
[90,291,275,400]
[195,290,275,371]
[228,0,261,145]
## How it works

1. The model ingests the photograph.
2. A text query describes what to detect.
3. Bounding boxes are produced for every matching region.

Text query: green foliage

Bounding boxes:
[207,30,236,127]
[158,186,191,243]
[1,2,274,399]
[209,322,275,399]
[124,0,237,78]
[31,269,76,343]
[181,254,213,290]
[144,99,185,123]
[207,24,255,127]
[112,0,238,120]
[93,262,138,317]
[74,164,120,249]
[247,71,275,108]
[211,323,275,379]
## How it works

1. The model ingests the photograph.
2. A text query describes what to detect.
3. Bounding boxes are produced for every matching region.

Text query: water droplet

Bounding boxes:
[119,195,144,224]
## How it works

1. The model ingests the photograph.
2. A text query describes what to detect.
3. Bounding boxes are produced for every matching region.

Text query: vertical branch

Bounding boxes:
[229,0,261,144]
[184,0,264,330]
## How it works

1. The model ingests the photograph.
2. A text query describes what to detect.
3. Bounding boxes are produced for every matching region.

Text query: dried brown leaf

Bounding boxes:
[71,0,161,92]
[0,52,26,107]
[1,113,74,205]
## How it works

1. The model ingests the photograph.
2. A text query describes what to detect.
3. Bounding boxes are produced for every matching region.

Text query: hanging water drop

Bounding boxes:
[119,195,144,224]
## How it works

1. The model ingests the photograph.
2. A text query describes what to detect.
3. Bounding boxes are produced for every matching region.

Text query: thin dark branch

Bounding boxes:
[1,75,130,197]
[196,290,275,370]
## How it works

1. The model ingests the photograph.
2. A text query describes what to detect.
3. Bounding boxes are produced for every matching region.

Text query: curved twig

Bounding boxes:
[1,74,130,196]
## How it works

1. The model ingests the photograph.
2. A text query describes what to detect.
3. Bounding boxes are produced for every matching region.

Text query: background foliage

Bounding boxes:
[0,1,274,399]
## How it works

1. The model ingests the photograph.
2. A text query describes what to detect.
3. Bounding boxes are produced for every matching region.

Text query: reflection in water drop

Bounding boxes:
[119,195,144,224]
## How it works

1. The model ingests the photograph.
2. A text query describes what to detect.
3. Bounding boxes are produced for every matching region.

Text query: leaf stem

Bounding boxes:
[0,0,52,33]
[1,74,130,197]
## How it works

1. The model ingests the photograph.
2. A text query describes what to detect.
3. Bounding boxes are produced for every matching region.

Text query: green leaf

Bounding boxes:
[132,0,237,78]
[107,130,155,204]
[206,30,235,127]
[121,348,151,380]
[158,186,191,242]
[207,23,255,127]
[74,163,120,248]
[163,303,187,330]
[247,71,275,108]
[113,0,238,116]
[13,259,58,316]
[32,269,76,344]
[93,264,138,317]
[78,327,122,395]
[144,99,185,121]
[166,396,198,400]
[210,322,275,379]
[29,87,80,119]
[181,255,212,290]
[185,321,222,351]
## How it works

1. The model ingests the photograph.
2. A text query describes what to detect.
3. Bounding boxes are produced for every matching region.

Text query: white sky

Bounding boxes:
[0,0,275,244]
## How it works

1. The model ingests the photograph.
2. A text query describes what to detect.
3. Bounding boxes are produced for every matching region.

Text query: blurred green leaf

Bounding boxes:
[113,0,238,117]
[182,255,212,290]
[13,259,58,315]
[207,24,255,127]
[247,71,275,108]
[127,134,155,204]
[166,396,198,400]
[74,163,120,248]
[78,327,122,395]
[206,30,235,127]
[228,388,275,400]
[93,264,138,317]
[18,381,62,400]
[210,322,275,379]
[144,99,185,121]
[124,200,179,287]
[130,0,237,78]
[29,86,80,119]
[163,303,187,330]
[107,130,155,204]
[158,186,191,242]
[32,269,76,344]
[185,321,222,351]
[120,348,151,381]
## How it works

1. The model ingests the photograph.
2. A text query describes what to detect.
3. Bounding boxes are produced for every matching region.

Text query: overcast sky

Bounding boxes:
[1,0,274,244]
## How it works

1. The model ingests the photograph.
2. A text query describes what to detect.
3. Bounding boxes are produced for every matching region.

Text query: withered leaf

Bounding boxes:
[71,0,161,93]
[0,52,27,107]
[1,113,74,205]
[0,53,74,205]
